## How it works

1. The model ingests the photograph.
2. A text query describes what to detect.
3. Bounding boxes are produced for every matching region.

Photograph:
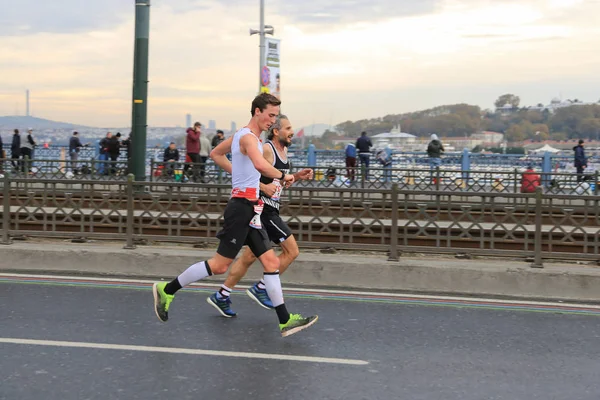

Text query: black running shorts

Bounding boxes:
[262,206,293,244]
[216,198,272,259]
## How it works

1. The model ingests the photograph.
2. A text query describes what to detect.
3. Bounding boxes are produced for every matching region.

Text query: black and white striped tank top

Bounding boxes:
[259,141,290,210]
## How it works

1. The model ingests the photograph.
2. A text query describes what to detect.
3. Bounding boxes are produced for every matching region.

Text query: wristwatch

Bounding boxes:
[280,171,285,180]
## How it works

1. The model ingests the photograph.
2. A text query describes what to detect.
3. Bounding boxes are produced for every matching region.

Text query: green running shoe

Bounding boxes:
[279,314,319,337]
[152,282,174,322]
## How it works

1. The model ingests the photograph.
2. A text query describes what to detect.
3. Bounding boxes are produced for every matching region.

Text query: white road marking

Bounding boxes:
[2,272,599,310]
[0,338,369,366]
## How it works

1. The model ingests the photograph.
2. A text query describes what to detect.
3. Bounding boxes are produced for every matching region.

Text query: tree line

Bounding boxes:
[334,94,600,144]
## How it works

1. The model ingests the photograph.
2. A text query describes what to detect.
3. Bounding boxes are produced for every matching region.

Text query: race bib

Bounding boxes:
[272,179,283,201]
[249,200,264,229]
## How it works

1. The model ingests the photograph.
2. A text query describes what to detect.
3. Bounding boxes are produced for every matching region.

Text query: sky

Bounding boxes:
[0,0,599,129]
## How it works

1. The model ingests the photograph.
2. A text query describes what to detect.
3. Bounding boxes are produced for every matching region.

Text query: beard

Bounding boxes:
[278,136,291,147]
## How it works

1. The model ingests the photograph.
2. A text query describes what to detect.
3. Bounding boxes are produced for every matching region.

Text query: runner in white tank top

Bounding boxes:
[230,127,263,200]
[151,93,318,338]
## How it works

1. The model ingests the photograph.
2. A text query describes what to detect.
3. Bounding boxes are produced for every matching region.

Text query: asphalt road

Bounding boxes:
[2,275,600,400]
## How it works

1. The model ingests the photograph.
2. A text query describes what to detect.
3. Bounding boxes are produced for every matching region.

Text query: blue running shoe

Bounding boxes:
[206,293,237,318]
[246,284,274,310]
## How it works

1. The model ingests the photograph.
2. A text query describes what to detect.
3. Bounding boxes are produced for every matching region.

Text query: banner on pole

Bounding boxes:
[261,38,280,100]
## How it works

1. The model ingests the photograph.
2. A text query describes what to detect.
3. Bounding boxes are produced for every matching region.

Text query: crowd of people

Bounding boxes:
[156,124,225,182]
[0,123,592,192]
[0,128,37,172]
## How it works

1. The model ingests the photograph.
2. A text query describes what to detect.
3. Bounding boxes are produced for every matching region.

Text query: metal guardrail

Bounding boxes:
[1,174,599,266]
[0,157,129,181]
[2,158,599,196]
[2,144,595,170]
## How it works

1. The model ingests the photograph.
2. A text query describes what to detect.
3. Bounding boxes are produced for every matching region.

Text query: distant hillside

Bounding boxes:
[0,116,93,130]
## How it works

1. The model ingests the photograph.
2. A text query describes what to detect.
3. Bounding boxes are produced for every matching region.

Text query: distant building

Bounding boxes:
[231,121,237,133]
[372,125,417,150]
[510,97,598,115]
[185,114,192,128]
[529,98,596,113]
[209,120,216,130]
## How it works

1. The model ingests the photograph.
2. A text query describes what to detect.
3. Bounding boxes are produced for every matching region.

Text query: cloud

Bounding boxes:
[0,0,132,35]
[0,0,245,36]
[0,0,600,129]
[273,0,437,25]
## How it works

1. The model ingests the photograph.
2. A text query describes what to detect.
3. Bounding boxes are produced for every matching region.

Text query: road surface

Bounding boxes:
[2,274,600,400]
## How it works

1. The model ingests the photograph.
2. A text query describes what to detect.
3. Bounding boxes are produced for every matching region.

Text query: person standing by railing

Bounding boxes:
[427,133,445,184]
[20,128,36,173]
[345,142,357,182]
[107,133,122,175]
[427,134,444,169]
[212,130,225,148]
[573,139,587,183]
[98,132,112,175]
[356,131,372,180]
[69,131,83,173]
[198,129,212,182]
[184,122,202,181]
[376,147,393,184]
[10,129,21,171]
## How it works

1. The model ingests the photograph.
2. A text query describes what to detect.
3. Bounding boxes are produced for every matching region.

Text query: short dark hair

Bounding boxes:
[14,129,19,134]
[361,131,367,136]
[579,139,584,144]
[251,93,281,116]
[216,130,224,135]
[194,122,202,127]
[267,115,288,140]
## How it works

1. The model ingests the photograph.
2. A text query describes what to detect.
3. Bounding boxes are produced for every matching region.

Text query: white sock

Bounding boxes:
[217,285,232,300]
[177,261,211,287]
[263,272,284,307]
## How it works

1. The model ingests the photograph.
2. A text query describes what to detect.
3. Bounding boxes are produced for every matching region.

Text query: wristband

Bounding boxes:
[280,171,285,180]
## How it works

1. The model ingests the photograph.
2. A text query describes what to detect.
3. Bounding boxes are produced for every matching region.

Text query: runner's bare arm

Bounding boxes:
[210,137,233,174]
[293,168,313,181]
[240,135,293,181]
[263,143,274,165]
[258,144,277,195]
[286,145,312,183]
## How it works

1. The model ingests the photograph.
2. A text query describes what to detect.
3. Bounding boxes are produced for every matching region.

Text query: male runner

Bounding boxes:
[152,94,318,337]
[207,115,312,317]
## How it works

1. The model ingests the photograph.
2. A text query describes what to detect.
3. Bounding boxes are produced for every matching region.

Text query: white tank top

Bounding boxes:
[231,127,262,200]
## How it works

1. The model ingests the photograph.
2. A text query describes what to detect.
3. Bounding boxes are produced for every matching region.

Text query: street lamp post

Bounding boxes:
[130,0,151,182]
[249,0,274,94]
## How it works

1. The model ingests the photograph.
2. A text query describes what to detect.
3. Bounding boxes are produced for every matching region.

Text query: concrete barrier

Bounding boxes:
[1,241,599,302]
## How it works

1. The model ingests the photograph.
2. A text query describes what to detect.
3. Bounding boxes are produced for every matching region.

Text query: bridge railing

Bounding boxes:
[2,144,594,170]
[2,158,598,197]
[1,174,599,267]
